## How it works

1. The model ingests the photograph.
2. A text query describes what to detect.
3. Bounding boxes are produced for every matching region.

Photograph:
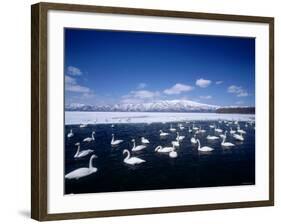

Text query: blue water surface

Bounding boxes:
[64,121,255,194]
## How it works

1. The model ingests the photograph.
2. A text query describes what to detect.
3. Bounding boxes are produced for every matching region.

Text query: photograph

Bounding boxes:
[64,28,256,195]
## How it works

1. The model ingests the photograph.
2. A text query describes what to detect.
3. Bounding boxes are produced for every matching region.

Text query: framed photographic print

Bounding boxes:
[31,2,274,221]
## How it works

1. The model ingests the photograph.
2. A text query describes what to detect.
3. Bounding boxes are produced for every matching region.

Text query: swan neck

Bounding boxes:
[92,132,95,140]
[111,135,114,143]
[155,146,161,152]
[124,150,130,160]
[74,144,80,157]
[197,140,201,150]
[89,156,94,169]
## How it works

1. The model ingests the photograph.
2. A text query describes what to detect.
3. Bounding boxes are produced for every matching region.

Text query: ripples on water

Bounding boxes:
[64,121,255,194]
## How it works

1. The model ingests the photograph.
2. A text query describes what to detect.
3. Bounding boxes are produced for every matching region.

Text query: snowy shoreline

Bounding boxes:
[65,111,255,125]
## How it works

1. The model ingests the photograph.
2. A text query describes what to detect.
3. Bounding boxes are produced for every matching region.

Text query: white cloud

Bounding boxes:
[124,90,160,99]
[121,98,144,104]
[82,92,95,98]
[236,101,244,105]
[137,82,147,89]
[216,81,223,85]
[65,75,76,84]
[228,85,248,97]
[65,75,90,93]
[164,83,194,95]
[133,90,159,99]
[196,78,212,88]
[67,66,82,76]
[237,92,249,97]
[228,85,240,93]
[200,95,212,99]
[121,90,160,104]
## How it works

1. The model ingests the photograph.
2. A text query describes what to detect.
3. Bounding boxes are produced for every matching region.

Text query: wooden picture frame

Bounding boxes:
[31,2,274,221]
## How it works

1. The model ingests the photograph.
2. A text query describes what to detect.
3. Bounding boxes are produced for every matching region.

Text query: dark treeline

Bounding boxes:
[216,107,255,114]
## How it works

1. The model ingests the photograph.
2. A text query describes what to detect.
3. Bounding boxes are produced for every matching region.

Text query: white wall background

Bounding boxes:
[0,0,279,223]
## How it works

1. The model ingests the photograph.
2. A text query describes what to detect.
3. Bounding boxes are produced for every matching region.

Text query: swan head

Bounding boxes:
[123,149,129,155]
[75,142,80,146]
[91,154,98,159]
[131,139,135,142]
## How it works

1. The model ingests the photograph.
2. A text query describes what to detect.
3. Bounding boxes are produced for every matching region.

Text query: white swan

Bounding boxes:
[221,136,235,147]
[131,139,147,151]
[209,124,215,128]
[80,124,88,128]
[159,130,169,137]
[188,126,193,133]
[206,135,219,140]
[83,131,95,142]
[141,137,150,144]
[233,132,244,141]
[123,149,145,165]
[192,124,199,131]
[67,129,74,138]
[190,135,197,144]
[155,145,175,153]
[74,142,94,158]
[170,124,176,132]
[215,126,223,133]
[237,126,246,134]
[172,140,180,147]
[111,134,123,146]
[197,139,214,152]
[176,132,185,141]
[65,154,98,180]
[198,126,206,133]
[179,125,185,130]
[230,127,236,134]
[169,147,178,158]
[219,131,228,139]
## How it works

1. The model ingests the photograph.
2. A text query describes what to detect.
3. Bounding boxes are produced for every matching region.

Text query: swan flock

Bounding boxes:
[65,120,253,180]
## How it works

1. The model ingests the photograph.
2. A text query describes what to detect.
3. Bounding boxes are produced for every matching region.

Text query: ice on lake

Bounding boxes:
[65,111,255,125]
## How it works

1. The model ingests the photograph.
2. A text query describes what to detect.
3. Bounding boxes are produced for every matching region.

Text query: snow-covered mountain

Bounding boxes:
[65,100,220,112]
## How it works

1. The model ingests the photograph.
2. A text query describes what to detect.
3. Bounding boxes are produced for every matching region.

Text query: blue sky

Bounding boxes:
[64,28,255,107]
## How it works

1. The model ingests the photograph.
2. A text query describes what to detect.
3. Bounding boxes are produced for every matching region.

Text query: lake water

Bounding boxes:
[64,119,255,194]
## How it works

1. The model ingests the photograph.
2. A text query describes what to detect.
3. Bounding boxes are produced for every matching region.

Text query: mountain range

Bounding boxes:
[65,100,220,112]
